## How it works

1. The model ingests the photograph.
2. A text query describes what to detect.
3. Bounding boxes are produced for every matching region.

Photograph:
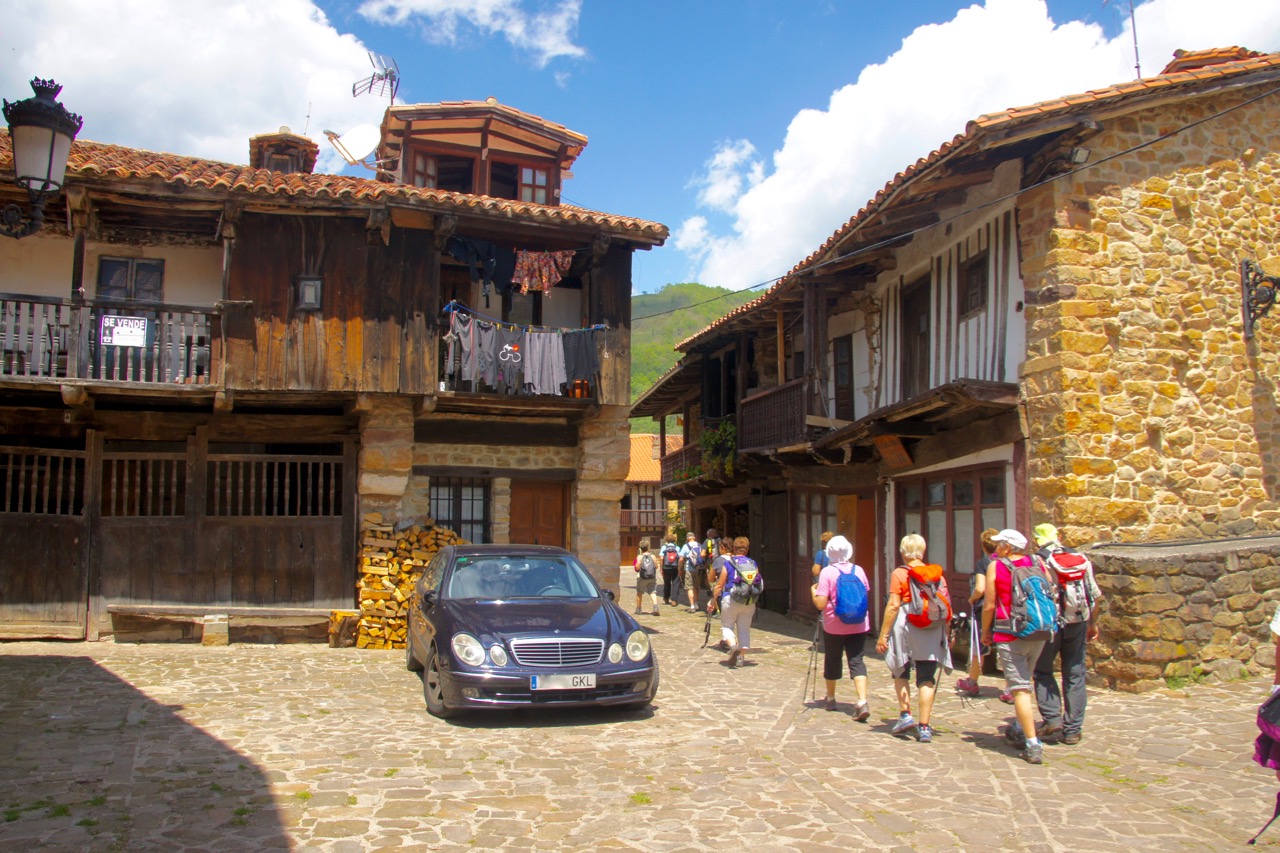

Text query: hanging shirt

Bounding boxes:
[475,320,498,387]
[563,328,599,383]
[513,250,575,293]
[494,327,525,395]
[525,329,566,395]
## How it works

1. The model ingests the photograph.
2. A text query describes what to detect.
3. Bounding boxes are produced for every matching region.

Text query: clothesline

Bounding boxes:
[441,300,609,335]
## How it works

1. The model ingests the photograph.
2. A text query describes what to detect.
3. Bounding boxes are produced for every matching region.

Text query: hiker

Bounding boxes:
[956,528,1000,700]
[633,537,660,616]
[810,534,871,721]
[876,533,952,744]
[679,531,703,613]
[658,534,681,605]
[710,536,762,667]
[1032,523,1102,746]
[811,530,835,578]
[708,539,734,651]
[981,528,1054,765]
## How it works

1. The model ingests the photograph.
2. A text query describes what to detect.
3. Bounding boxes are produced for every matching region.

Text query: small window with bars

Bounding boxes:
[430,477,490,544]
[0,446,86,515]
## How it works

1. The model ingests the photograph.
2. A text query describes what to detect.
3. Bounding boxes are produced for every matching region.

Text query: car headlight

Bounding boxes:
[489,644,509,666]
[626,630,650,662]
[607,643,623,663]
[451,633,486,667]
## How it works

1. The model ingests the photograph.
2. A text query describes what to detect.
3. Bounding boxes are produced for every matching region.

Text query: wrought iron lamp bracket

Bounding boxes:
[1243,259,1280,339]
[0,189,49,239]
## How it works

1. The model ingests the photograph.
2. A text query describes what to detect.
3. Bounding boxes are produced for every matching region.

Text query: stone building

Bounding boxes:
[633,47,1280,689]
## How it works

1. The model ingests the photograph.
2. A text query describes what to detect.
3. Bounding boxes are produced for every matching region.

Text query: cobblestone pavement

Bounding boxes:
[1,584,1277,851]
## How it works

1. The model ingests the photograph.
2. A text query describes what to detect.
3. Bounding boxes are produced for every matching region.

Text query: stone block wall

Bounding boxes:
[575,406,632,594]
[1019,88,1280,546]
[1090,535,1280,691]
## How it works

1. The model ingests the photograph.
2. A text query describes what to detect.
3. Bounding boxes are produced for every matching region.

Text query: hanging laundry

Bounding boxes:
[475,320,498,388]
[494,327,526,395]
[513,249,575,293]
[446,237,516,306]
[525,329,567,396]
[447,311,480,382]
[563,328,600,384]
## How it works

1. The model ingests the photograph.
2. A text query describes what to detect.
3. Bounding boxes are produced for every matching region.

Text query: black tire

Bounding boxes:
[405,632,423,672]
[423,645,458,719]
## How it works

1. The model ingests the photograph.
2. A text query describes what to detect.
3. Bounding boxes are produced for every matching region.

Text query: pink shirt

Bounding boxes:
[991,555,1033,643]
[816,562,870,634]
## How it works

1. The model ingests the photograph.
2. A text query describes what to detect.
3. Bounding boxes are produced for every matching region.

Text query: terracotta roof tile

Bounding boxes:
[680,49,1280,350]
[0,132,667,243]
[626,433,682,483]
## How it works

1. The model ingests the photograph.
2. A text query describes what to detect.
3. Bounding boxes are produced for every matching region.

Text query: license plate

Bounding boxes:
[530,673,596,690]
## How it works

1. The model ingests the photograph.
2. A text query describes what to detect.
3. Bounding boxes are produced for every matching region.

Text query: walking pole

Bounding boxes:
[802,619,821,706]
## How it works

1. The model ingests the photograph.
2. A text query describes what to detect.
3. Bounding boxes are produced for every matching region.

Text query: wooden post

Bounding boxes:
[776,309,784,386]
[83,429,102,641]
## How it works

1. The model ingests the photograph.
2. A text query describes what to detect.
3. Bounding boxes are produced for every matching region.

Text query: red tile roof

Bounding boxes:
[678,48,1280,351]
[0,131,667,244]
[627,433,682,483]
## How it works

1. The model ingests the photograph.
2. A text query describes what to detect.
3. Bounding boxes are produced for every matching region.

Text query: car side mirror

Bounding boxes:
[603,589,615,602]
[422,590,437,609]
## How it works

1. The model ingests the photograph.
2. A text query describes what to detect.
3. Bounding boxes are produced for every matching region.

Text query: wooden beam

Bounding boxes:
[415,394,438,416]
[214,390,234,412]
[60,385,92,409]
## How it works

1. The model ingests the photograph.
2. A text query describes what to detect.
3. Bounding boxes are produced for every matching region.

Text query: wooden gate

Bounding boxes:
[0,446,89,638]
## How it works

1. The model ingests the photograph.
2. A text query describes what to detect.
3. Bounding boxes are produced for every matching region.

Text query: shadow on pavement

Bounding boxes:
[0,655,288,851]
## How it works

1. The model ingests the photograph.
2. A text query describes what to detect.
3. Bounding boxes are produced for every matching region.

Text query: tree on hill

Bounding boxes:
[630,282,761,410]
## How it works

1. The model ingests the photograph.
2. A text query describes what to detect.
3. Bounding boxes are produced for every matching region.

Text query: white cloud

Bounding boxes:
[357,0,585,68]
[1,0,388,172]
[679,0,1280,291]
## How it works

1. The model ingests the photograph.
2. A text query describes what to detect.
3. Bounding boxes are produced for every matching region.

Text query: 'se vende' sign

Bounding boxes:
[100,316,148,347]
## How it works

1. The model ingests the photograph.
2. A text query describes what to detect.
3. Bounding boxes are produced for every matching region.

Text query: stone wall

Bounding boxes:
[1019,88,1280,546]
[1090,535,1280,692]
[574,406,632,594]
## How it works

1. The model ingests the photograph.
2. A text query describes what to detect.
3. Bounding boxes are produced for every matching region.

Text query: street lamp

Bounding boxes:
[2,77,83,239]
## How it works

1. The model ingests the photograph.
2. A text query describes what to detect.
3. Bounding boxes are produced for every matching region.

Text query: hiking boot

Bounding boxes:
[853,701,870,723]
[1062,731,1082,745]
[917,724,933,743]
[955,677,981,697]
[1002,724,1027,749]
[821,697,837,711]
[1036,719,1063,740]
[1021,741,1044,764]
[726,648,741,667]
[890,713,917,737]
[687,606,700,613]
[634,608,643,615]
[651,610,660,616]
[998,691,1014,705]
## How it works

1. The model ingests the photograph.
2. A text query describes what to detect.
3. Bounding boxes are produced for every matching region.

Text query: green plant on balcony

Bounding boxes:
[698,420,736,479]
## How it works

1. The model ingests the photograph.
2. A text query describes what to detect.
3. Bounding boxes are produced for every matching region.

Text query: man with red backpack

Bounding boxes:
[1031,523,1102,747]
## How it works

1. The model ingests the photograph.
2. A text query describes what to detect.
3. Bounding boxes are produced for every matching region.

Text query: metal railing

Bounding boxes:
[0,294,219,385]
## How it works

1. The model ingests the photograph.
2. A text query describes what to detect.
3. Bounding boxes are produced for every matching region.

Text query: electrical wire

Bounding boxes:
[633,80,1280,326]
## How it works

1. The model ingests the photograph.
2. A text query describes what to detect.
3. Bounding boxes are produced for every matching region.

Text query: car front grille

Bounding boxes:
[509,638,604,667]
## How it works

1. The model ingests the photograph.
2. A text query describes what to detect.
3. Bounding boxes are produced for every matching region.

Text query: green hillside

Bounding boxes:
[630,282,761,409]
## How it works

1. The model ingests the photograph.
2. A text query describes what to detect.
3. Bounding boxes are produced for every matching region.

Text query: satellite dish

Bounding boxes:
[324,124,381,165]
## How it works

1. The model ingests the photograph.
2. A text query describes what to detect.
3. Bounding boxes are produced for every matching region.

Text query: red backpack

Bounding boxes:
[903,563,952,628]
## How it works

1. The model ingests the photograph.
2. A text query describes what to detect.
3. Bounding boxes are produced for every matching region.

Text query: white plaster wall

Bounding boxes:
[0,233,75,298]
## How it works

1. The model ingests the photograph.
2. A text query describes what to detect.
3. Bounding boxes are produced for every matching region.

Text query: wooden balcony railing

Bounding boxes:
[660,443,702,489]
[620,508,667,529]
[0,294,219,386]
[737,378,809,452]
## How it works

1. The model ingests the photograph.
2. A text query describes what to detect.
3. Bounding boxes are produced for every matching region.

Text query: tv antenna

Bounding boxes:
[1102,0,1141,78]
[353,51,400,104]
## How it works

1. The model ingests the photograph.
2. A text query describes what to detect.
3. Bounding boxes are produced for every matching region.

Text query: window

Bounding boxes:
[959,251,988,318]
[795,491,838,563]
[97,258,164,302]
[896,466,1006,586]
[833,334,854,421]
[409,151,474,193]
[519,166,548,204]
[900,275,930,399]
[430,477,491,543]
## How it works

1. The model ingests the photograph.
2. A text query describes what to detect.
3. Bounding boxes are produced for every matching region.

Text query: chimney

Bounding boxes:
[249,126,319,174]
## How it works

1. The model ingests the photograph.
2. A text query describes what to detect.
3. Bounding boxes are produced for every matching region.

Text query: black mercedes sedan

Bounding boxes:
[406,544,659,718]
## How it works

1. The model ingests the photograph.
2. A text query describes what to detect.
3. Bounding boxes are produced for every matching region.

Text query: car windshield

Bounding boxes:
[446,555,599,600]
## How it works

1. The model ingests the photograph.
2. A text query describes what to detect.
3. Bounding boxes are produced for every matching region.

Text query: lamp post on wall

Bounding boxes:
[1,77,83,239]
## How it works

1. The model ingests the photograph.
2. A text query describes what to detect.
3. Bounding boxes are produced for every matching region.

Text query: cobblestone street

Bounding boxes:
[0,588,1275,851]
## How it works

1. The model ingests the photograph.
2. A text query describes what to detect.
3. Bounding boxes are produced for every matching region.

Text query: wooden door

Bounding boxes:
[0,446,88,639]
[509,480,566,547]
[833,335,854,421]
[750,491,789,614]
[901,277,931,400]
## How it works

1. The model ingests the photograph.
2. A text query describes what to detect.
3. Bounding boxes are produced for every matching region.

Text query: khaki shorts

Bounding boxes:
[997,638,1047,692]
[683,567,700,590]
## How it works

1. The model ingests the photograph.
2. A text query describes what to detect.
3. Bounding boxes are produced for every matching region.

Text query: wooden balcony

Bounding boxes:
[738,378,808,452]
[620,508,667,530]
[0,294,220,387]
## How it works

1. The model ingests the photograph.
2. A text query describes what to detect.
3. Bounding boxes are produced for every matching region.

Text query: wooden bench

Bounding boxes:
[106,604,335,644]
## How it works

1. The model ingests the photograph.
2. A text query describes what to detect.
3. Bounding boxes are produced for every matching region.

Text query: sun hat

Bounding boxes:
[1033,523,1060,547]
[991,529,1028,551]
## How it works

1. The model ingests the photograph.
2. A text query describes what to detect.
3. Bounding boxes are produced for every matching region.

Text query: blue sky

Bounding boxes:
[5,1,1280,295]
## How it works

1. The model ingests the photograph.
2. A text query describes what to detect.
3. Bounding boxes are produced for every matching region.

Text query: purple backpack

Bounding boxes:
[1251,690,1280,844]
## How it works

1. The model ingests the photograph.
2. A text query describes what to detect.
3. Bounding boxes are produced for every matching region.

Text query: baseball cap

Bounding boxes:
[1033,523,1060,547]
[991,529,1028,551]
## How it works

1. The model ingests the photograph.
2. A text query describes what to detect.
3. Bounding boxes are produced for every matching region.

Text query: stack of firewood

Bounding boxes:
[356,512,468,649]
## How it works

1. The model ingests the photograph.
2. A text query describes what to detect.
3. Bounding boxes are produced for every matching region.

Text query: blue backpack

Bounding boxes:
[833,566,869,624]
[993,557,1058,639]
